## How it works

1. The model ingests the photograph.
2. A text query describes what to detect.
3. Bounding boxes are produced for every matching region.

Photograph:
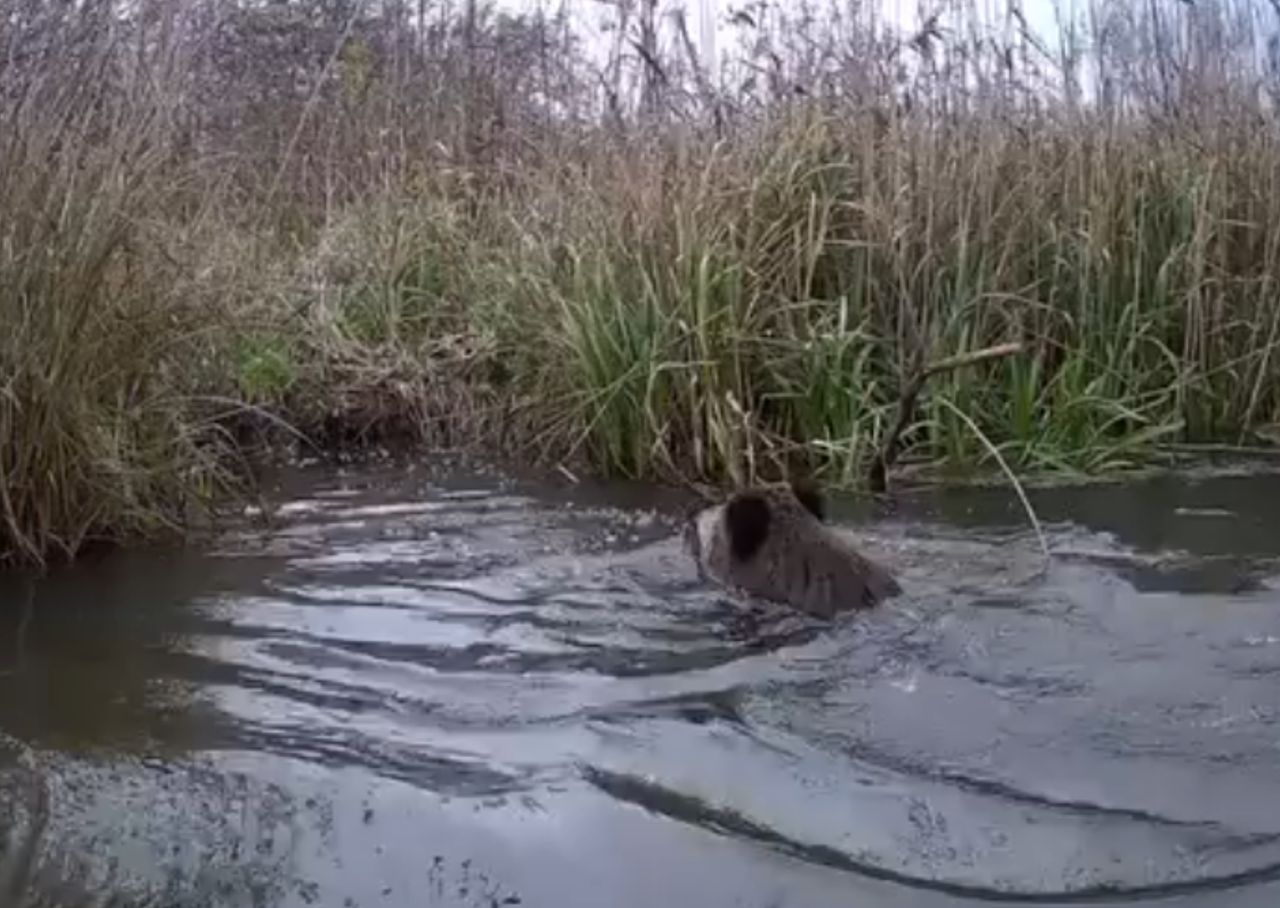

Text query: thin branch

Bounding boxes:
[870,341,1024,492]
[936,395,1049,565]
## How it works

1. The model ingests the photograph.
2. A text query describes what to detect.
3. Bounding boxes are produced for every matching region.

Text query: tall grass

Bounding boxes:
[0,17,238,565]
[5,0,1280,565]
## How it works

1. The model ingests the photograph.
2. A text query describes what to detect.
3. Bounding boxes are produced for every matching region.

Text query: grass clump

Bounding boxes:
[6,0,1280,565]
[0,24,236,565]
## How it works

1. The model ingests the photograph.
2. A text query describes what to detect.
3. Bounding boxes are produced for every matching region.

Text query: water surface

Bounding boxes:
[1,463,1278,907]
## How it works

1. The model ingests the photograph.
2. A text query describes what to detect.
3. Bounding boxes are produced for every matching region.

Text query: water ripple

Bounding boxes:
[2,465,1280,907]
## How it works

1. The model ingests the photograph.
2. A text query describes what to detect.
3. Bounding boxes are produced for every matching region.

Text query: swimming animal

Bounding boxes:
[682,482,899,618]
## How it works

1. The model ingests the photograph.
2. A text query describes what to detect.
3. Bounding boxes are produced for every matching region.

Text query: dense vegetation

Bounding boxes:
[3,0,1280,565]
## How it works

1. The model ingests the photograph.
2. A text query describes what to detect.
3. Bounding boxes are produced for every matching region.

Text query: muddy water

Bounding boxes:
[1,464,1279,908]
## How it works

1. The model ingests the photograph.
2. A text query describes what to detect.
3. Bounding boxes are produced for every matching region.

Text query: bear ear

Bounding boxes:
[790,480,825,521]
[724,493,772,562]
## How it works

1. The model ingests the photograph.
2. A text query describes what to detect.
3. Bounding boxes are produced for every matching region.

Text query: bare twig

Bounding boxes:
[870,341,1024,493]
[936,395,1049,565]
